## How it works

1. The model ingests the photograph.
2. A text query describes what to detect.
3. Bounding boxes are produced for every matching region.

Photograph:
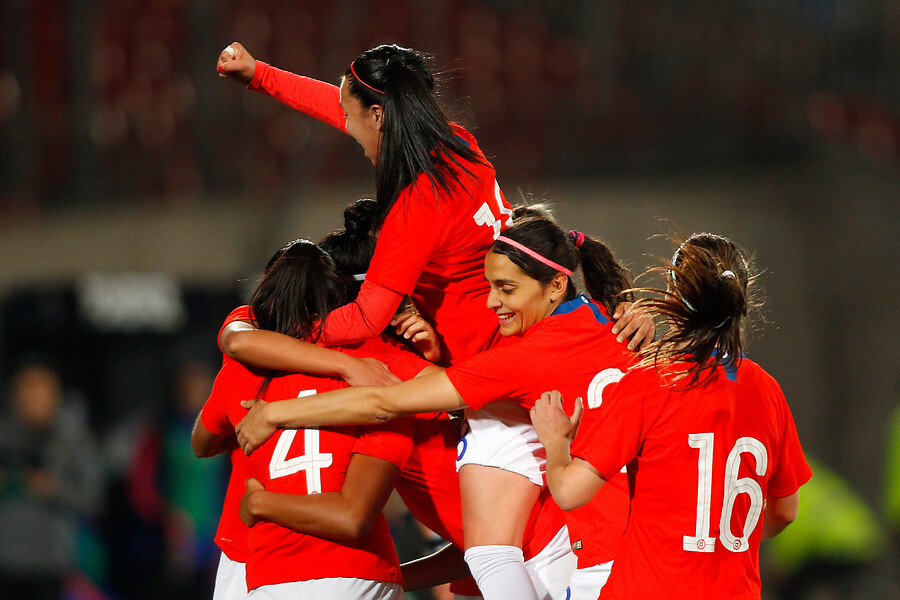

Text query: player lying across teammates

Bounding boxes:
[195,40,812,600]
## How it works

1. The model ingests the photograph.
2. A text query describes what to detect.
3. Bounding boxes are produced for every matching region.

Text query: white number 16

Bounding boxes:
[684,433,767,553]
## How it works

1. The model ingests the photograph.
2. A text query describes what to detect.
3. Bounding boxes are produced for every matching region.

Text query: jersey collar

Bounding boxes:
[551,294,609,325]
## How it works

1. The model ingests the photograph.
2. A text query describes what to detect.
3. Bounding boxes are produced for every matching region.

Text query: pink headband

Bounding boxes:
[496,236,573,277]
[349,61,384,95]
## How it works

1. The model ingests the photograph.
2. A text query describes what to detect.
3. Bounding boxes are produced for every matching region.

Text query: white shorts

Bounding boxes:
[214,552,247,600]
[567,561,614,600]
[248,578,404,600]
[456,403,546,486]
[524,526,578,600]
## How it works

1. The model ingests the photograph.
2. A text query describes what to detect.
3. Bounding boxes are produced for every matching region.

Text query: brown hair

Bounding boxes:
[631,233,757,388]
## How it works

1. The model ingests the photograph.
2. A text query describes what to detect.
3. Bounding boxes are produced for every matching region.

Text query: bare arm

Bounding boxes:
[530,391,606,510]
[240,453,400,539]
[236,372,464,453]
[762,491,800,539]
[191,413,235,458]
[219,320,400,386]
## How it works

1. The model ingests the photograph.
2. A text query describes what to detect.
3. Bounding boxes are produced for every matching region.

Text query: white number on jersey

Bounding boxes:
[268,389,334,494]
[586,368,625,409]
[472,179,514,239]
[586,368,628,474]
[683,433,768,553]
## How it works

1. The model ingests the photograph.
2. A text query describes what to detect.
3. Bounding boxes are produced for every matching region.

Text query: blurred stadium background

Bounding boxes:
[1,1,899,599]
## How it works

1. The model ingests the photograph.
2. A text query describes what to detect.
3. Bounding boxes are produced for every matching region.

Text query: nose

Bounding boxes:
[486,289,500,310]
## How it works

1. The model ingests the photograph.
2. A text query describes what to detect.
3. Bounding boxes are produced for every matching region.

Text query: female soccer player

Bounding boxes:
[530,232,813,599]
[235,216,637,600]
[193,238,440,599]
[216,42,652,363]
[217,199,566,600]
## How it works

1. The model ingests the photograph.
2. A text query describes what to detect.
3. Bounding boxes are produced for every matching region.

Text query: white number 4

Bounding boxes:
[268,389,333,494]
[684,433,767,553]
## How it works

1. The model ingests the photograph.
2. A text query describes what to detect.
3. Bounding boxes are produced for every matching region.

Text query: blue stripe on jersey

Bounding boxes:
[455,135,470,148]
[711,348,742,381]
[552,294,609,325]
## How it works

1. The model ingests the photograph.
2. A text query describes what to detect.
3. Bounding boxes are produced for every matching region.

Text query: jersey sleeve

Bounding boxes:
[200,361,241,436]
[364,178,445,296]
[445,336,550,410]
[247,61,346,132]
[351,418,416,469]
[765,384,813,498]
[571,372,651,481]
[319,280,406,346]
[217,305,252,352]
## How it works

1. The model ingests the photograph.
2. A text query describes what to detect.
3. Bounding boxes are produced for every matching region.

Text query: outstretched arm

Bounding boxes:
[530,390,605,510]
[216,41,346,131]
[236,372,464,453]
[219,320,400,387]
[240,453,400,539]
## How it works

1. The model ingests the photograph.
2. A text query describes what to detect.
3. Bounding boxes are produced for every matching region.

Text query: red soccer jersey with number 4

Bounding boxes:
[572,357,812,599]
[203,307,426,589]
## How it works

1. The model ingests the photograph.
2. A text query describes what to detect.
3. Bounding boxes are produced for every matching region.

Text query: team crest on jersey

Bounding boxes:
[572,540,583,551]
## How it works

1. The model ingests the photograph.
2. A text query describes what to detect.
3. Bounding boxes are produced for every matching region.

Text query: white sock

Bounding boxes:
[464,545,539,600]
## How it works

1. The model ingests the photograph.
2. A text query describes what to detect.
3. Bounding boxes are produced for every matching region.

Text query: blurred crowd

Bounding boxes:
[2,0,899,215]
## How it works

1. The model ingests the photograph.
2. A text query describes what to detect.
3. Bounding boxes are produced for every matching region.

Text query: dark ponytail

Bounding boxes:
[345,44,485,230]
[318,198,378,300]
[490,206,632,316]
[631,233,754,388]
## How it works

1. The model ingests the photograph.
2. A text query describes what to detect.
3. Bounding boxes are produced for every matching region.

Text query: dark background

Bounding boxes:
[1,1,899,598]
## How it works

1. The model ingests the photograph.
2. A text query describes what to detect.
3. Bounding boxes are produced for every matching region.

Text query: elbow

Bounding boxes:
[554,491,589,512]
[220,331,245,360]
[370,392,402,423]
[767,503,798,529]
[333,510,378,539]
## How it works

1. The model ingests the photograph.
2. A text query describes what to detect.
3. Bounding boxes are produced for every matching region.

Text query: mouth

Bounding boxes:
[496,312,515,326]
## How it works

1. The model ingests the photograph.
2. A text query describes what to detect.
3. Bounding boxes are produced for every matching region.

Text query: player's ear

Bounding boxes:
[548,272,568,303]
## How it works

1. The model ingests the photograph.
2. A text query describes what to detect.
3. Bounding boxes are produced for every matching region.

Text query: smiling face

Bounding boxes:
[339,77,382,165]
[484,251,567,337]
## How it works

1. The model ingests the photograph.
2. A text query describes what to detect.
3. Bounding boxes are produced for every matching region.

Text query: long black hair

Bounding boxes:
[345,44,485,230]
[249,239,346,398]
[631,232,756,388]
[490,206,633,317]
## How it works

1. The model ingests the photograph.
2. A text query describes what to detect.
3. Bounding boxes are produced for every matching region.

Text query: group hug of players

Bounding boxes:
[190,41,812,600]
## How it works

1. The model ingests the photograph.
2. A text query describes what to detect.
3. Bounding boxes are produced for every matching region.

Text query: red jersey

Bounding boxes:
[249,62,510,364]
[572,356,813,599]
[216,307,556,565]
[446,295,634,566]
[203,307,427,587]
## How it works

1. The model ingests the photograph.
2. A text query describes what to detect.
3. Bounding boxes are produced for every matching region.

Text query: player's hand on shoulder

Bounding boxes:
[611,301,655,351]
[217,41,257,85]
